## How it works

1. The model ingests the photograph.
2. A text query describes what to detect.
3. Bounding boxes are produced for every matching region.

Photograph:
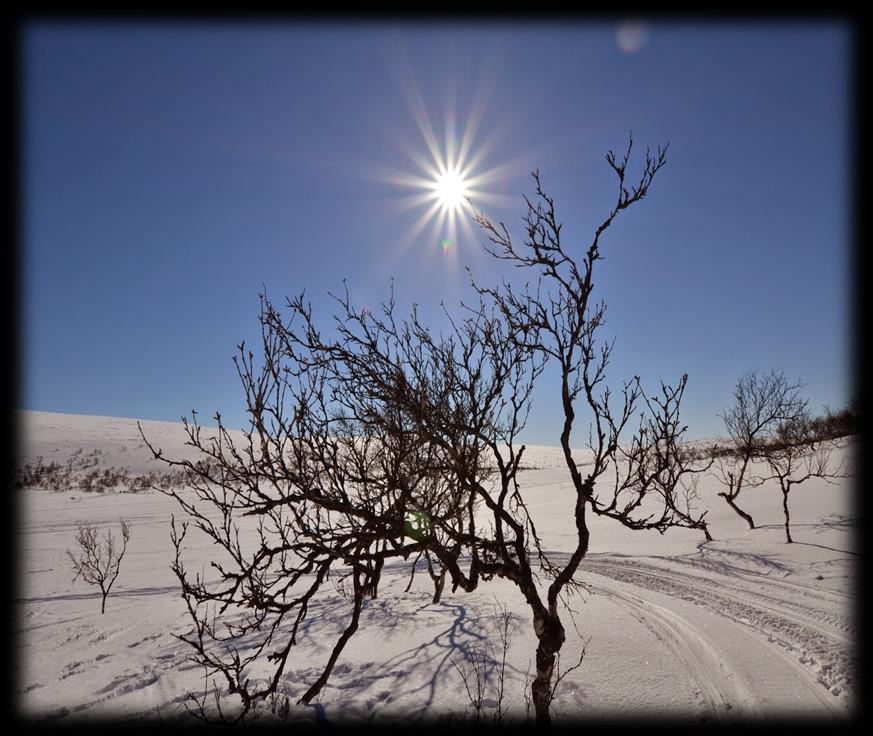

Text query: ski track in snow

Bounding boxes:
[579,554,855,709]
[594,585,764,720]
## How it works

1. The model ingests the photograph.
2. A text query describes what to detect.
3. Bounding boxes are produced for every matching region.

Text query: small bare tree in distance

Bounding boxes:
[716,368,807,529]
[761,413,852,544]
[67,517,131,614]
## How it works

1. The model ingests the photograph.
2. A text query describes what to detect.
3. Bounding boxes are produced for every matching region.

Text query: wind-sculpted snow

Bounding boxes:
[14,412,858,723]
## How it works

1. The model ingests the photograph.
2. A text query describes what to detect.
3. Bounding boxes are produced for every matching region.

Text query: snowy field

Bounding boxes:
[14,410,859,724]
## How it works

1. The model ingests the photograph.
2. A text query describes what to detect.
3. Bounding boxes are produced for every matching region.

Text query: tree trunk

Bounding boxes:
[426,555,446,604]
[530,616,565,726]
[702,525,713,542]
[101,588,107,614]
[720,493,755,529]
[369,556,383,599]
[431,568,446,604]
[782,485,793,544]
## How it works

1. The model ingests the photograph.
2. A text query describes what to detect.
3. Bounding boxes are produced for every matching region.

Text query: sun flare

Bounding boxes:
[373,63,528,262]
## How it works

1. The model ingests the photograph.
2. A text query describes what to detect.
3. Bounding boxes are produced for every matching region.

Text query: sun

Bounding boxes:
[381,128,514,260]
[434,168,469,211]
[371,63,528,261]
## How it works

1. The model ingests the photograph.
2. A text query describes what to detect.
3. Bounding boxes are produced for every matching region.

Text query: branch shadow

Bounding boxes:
[279,592,530,724]
[783,541,859,557]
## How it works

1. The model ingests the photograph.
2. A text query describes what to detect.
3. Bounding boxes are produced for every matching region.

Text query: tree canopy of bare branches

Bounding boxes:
[142,134,710,726]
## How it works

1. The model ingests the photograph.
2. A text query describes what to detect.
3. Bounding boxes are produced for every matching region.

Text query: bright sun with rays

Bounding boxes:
[375,67,523,261]
[386,132,494,257]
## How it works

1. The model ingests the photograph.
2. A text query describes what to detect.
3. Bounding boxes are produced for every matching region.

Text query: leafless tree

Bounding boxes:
[143,286,541,723]
[141,134,706,726]
[715,368,807,528]
[761,413,852,544]
[470,134,711,723]
[614,376,714,542]
[67,518,131,614]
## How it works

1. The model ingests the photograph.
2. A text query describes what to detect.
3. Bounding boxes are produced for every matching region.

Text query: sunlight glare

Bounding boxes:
[373,56,535,264]
[435,169,469,211]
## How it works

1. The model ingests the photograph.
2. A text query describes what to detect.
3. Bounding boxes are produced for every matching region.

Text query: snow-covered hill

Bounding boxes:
[14,411,859,724]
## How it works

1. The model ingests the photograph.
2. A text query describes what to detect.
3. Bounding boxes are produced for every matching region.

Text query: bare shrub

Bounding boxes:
[14,457,70,490]
[451,599,518,725]
[451,647,490,724]
[808,400,860,442]
[14,456,189,494]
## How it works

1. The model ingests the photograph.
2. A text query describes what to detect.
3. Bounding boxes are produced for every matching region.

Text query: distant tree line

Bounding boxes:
[806,400,860,442]
[13,451,193,493]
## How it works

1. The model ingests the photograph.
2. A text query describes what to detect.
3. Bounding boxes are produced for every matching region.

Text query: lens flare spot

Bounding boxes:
[616,20,648,54]
[441,238,450,253]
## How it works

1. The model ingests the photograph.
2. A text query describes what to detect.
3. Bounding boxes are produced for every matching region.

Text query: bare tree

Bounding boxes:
[67,518,131,614]
[715,368,807,528]
[143,288,542,723]
[761,414,852,544]
[470,134,712,723]
[142,134,706,726]
[614,376,714,542]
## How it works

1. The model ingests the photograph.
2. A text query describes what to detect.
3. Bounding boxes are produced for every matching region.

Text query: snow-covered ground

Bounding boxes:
[14,410,859,724]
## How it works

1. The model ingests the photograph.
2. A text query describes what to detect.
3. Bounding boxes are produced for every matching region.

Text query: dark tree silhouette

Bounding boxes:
[144,287,543,722]
[470,136,711,722]
[141,134,708,726]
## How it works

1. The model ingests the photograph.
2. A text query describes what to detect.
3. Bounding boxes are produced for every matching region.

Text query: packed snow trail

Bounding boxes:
[581,554,855,714]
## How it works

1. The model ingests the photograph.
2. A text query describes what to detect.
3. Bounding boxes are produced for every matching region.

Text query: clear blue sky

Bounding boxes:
[21,21,852,444]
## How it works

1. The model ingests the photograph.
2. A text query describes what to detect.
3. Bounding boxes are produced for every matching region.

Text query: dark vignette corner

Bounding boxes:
[848,11,868,733]
[5,6,868,732]
[7,8,24,730]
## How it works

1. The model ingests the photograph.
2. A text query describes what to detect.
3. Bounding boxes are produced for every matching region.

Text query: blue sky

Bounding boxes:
[22,22,852,444]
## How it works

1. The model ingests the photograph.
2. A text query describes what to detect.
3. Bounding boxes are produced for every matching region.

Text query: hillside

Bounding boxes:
[14,411,859,724]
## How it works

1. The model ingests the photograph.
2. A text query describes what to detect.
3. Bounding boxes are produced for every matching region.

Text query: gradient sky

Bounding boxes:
[21,21,852,444]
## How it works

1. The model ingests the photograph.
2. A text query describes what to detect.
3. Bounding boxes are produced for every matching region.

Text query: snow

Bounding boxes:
[14,410,859,724]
